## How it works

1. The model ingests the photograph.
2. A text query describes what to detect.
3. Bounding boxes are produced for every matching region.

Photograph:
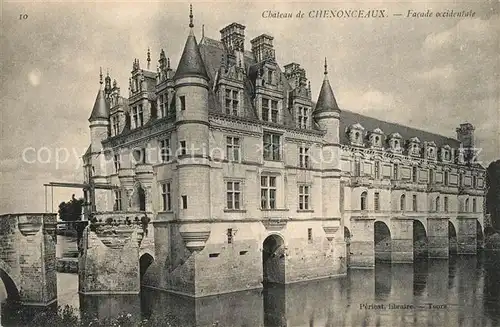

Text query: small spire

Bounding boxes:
[324,57,328,75]
[189,4,194,29]
[167,58,171,69]
[147,47,151,69]
[99,67,103,87]
[202,24,205,38]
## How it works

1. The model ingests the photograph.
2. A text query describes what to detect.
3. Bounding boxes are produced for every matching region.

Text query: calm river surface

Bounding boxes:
[1,236,500,326]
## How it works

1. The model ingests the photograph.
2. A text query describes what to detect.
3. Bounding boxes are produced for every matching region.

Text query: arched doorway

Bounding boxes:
[344,227,351,268]
[262,234,285,284]
[132,183,147,212]
[139,253,154,281]
[477,220,484,250]
[449,221,457,254]
[413,220,428,259]
[374,221,391,262]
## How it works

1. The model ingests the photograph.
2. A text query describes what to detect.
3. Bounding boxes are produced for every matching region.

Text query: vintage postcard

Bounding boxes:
[0,1,499,326]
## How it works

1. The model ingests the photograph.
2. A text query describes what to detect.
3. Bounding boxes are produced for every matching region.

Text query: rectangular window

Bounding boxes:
[261,98,279,123]
[132,106,138,128]
[227,229,233,244]
[354,159,361,177]
[114,190,122,211]
[307,228,312,243]
[412,194,417,212]
[112,116,120,136]
[299,147,310,168]
[182,195,188,209]
[138,104,144,127]
[263,132,281,161]
[473,198,477,212]
[374,161,380,179]
[267,70,273,84]
[113,154,120,173]
[180,96,186,111]
[374,192,380,212]
[158,93,168,118]
[297,106,309,129]
[161,183,172,211]
[159,139,171,163]
[261,176,277,209]
[224,89,239,116]
[262,98,269,121]
[226,181,241,210]
[271,100,278,123]
[429,169,434,184]
[179,141,187,156]
[473,176,477,188]
[412,167,417,183]
[444,196,449,212]
[226,136,241,162]
[393,164,399,180]
[444,171,449,185]
[298,185,310,210]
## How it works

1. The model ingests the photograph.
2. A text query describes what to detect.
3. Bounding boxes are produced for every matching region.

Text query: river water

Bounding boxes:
[1,237,500,326]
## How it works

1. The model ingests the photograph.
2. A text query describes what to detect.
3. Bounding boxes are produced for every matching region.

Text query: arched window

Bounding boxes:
[472,198,477,212]
[361,191,368,211]
[444,196,449,212]
[435,196,440,212]
[400,194,406,211]
[465,198,470,212]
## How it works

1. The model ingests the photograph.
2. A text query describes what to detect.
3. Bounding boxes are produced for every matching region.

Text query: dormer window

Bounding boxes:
[441,145,452,162]
[132,105,144,129]
[388,133,403,153]
[369,128,384,148]
[224,88,239,116]
[267,69,273,84]
[347,123,365,147]
[407,137,421,157]
[262,97,279,123]
[297,106,309,129]
[158,93,168,118]
[424,141,437,160]
[112,116,120,136]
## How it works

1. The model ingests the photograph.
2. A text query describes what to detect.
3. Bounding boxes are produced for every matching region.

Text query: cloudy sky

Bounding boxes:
[0,0,498,214]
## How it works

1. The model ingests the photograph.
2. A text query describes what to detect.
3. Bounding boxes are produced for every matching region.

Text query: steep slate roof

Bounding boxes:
[196,35,460,148]
[88,89,109,121]
[174,30,209,81]
[339,110,460,148]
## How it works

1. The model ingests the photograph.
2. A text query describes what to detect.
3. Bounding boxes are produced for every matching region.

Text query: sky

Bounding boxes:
[0,0,499,214]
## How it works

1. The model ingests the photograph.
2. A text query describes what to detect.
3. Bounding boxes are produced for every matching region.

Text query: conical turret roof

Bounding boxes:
[88,88,109,121]
[174,6,209,81]
[314,59,340,114]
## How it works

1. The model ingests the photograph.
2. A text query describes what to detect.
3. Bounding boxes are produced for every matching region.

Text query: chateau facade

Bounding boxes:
[82,8,486,297]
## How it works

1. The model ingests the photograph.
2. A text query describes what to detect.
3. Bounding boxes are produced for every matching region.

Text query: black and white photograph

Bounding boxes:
[0,1,499,326]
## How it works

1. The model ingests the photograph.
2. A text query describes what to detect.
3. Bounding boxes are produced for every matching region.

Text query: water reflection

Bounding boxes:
[2,255,500,326]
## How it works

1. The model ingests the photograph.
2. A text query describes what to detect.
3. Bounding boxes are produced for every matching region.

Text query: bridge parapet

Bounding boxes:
[0,213,57,306]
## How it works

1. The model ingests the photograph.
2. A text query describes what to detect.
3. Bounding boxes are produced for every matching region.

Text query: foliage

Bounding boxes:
[58,195,85,222]
[3,304,181,327]
[486,160,500,230]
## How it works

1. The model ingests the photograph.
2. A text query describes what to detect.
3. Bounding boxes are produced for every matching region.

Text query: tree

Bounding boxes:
[58,194,84,222]
[486,160,500,231]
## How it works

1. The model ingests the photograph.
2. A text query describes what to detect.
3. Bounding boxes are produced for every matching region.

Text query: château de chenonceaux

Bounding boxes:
[0,6,486,308]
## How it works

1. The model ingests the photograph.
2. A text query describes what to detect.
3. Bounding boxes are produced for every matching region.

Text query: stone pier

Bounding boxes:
[427,218,449,259]
[391,218,413,263]
[349,218,375,268]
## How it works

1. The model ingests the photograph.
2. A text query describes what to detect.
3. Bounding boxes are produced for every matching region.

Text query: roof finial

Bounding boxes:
[99,67,103,86]
[189,4,194,29]
[167,58,171,69]
[147,47,151,69]
[324,57,328,75]
[202,24,205,38]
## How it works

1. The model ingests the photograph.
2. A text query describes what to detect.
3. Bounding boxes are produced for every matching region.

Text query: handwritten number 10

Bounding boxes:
[19,14,28,20]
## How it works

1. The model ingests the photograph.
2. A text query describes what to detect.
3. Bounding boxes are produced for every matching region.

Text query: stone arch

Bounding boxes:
[262,234,286,284]
[139,252,154,280]
[130,181,146,212]
[0,260,20,302]
[413,220,428,258]
[448,221,457,254]
[374,221,391,262]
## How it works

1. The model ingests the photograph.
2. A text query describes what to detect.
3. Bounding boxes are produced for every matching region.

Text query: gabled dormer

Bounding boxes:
[346,123,365,147]
[368,128,384,149]
[424,141,437,160]
[284,62,312,129]
[407,136,421,157]
[387,132,403,154]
